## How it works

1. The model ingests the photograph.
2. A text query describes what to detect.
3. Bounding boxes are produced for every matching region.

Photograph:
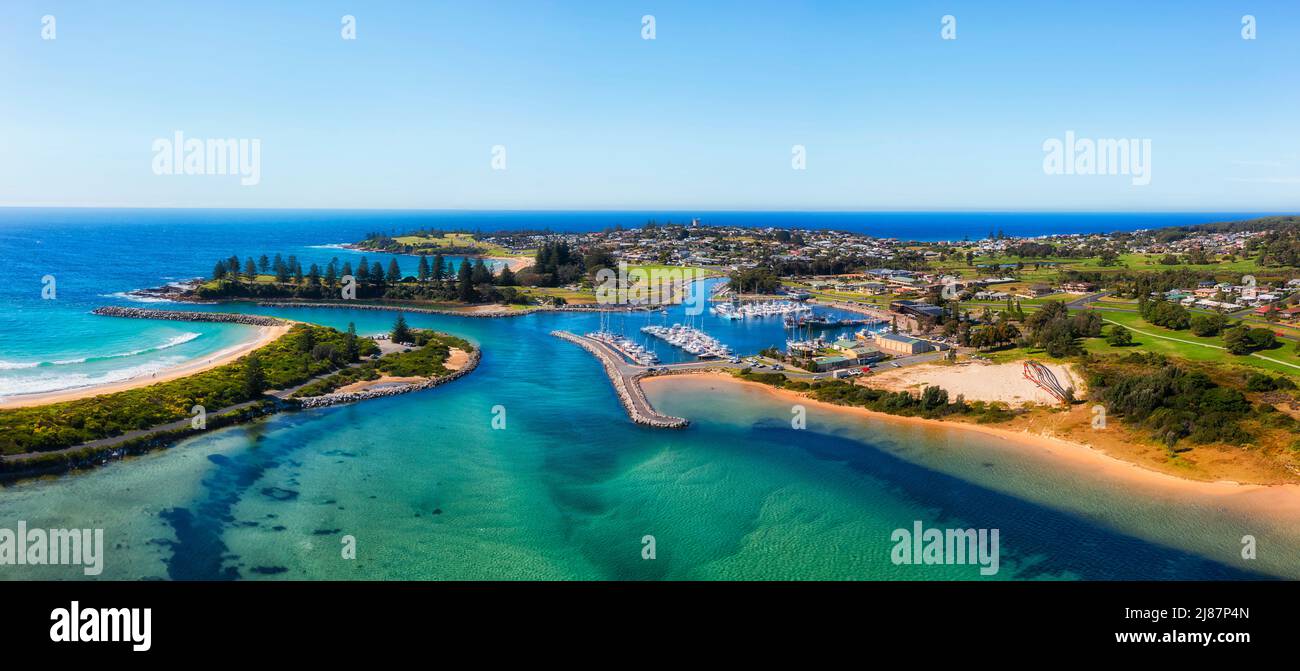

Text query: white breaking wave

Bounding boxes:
[102,291,179,304]
[0,356,188,398]
[0,332,201,369]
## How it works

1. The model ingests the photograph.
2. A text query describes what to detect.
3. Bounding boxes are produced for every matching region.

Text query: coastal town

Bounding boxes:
[440,215,1300,484]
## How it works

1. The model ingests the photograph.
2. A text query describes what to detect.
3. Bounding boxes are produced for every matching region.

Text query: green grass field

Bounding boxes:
[930,251,1284,285]
[381,233,531,258]
[1092,310,1300,377]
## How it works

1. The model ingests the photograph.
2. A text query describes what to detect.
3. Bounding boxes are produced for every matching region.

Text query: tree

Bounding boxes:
[418,255,431,282]
[1106,324,1133,347]
[387,259,402,284]
[432,254,446,285]
[356,257,370,282]
[242,352,266,398]
[273,254,289,283]
[457,259,476,302]
[391,314,413,344]
[212,261,227,280]
[344,322,360,361]
[258,254,270,273]
[496,265,517,286]
[920,386,949,410]
[244,257,257,280]
[1223,326,1253,355]
[471,258,492,285]
[1247,328,1277,351]
[1190,313,1227,337]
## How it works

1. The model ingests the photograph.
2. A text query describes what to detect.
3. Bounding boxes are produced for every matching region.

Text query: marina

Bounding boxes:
[584,329,660,366]
[783,314,885,330]
[711,300,812,321]
[641,323,732,359]
[585,312,661,365]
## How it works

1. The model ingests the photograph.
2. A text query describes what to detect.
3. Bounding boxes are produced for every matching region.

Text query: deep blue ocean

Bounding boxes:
[0,206,1272,239]
[0,208,1294,580]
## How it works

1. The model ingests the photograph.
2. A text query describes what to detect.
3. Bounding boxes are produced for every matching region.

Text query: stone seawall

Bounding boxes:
[256,301,537,318]
[551,331,688,429]
[92,306,286,326]
[253,300,670,318]
[295,349,482,409]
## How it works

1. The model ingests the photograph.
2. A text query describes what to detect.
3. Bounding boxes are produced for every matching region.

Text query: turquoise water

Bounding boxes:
[0,210,486,401]
[1,209,1296,580]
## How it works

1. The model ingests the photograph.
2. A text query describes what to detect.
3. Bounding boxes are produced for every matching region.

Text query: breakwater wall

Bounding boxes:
[253,300,669,318]
[92,306,286,326]
[551,331,688,429]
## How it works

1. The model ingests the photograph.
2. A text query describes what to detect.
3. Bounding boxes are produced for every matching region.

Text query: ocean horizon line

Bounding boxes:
[0,204,1290,216]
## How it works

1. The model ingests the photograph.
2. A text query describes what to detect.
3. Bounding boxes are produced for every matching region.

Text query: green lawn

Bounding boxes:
[931,251,1286,285]
[1095,311,1300,377]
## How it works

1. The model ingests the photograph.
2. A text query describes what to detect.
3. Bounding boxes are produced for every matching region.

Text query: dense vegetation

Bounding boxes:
[0,323,377,455]
[1083,352,1296,449]
[728,268,783,294]
[517,241,585,287]
[199,252,526,305]
[1020,300,1102,357]
[1138,295,1190,330]
[735,371,1016,423]
[292,328,472,398]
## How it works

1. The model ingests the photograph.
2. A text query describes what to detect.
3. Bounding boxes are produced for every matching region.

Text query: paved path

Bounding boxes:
[1102,317,1300,372]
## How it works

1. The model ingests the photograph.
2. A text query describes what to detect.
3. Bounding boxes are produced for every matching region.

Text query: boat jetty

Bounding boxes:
[586,329,660,366]
[784,314,885,331]
[711,300,811,321]
[641,323,732,359]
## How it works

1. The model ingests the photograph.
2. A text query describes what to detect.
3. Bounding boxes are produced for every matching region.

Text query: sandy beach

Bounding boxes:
[0,324,291,409]
[444,347,471,371]
[643,372,1300,515]
[485,255,533,272]
[867,360,1081,407]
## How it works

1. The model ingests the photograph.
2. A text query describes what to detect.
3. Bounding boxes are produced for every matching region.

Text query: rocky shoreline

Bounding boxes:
[253,300,667,317]
[116,277,209,303]
[296,348,482,408]
[92,306,287,326]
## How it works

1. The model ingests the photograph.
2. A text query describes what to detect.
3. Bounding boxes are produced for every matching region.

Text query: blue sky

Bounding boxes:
[1,0,1297,211]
